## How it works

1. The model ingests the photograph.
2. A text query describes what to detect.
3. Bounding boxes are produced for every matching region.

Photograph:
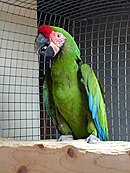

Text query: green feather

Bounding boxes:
[81,64,109,140]
[43,26,109,140]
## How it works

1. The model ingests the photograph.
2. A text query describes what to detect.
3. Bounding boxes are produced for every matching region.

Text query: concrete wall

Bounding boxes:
[0,1,40,140]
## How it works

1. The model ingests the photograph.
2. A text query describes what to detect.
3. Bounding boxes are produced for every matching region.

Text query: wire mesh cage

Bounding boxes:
[0,0,130,141]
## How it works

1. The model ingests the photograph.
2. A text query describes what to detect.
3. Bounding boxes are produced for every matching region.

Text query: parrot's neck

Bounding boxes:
[51,48,79,77]
[51,37,81,72]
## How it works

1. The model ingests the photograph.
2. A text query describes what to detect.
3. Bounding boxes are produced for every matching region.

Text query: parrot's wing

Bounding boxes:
[80,64,109,141]
[43,70,72,135]
[43,70,57,125]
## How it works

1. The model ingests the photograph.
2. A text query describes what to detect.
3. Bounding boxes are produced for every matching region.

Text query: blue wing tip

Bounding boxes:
[88,92,107,141]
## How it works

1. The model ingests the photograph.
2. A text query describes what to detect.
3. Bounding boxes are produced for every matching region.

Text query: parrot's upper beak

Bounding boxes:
[34,33,55,57]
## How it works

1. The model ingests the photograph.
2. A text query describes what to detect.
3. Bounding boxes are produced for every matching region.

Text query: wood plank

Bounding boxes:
[0,138,130,173]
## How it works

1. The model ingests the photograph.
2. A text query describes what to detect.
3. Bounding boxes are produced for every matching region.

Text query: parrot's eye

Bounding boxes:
[57,33,61,38]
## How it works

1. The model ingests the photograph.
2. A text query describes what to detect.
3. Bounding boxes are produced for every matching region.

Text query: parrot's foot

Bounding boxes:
[58,135,74,141]
[86,134,100,144]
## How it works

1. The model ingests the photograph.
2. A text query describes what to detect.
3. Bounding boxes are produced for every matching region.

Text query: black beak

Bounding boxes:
[34,33,55,57]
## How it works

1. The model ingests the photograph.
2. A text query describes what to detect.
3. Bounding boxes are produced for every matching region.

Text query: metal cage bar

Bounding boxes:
[76,13,130,141]
[0,0,130,141]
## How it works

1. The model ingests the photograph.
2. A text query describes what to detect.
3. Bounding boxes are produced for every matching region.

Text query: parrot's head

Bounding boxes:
[34,25,66,58]
[34,25,80,58]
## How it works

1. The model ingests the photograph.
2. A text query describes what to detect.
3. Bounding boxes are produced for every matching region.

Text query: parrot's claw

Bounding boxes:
[58,135,74,141]
[86,134,100,144]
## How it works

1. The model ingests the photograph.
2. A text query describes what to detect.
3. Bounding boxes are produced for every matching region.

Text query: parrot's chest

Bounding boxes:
[51,68,88,138]
[52,73,80,102]
[51,71,87,115]
[51,58,82,102]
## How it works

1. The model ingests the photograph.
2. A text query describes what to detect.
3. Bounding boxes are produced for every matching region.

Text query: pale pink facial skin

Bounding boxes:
[49,31,66,57]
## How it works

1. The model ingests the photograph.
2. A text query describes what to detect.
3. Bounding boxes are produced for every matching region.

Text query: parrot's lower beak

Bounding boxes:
[34,33,55,57]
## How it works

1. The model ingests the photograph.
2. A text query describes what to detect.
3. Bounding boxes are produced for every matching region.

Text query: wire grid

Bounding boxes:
[2,0,130,20]
[37,12,74,139]
[74,13,130,141]
[0,0,130,141]
[0,1,41,140]
[0,1,74,140]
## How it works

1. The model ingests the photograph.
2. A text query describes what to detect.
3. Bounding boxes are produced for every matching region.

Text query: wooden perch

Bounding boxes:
[0,138,130,173]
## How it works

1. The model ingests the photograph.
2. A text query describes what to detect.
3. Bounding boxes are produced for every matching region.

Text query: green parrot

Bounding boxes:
[34,25,109,142]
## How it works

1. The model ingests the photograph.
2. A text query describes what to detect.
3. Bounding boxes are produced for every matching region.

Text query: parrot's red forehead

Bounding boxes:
[38,25,52,38]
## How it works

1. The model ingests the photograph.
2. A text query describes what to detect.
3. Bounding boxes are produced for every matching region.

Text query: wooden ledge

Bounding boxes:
[0,138,130,173]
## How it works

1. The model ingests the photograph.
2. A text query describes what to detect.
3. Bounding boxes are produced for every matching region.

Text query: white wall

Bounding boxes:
[0,2,40,140]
